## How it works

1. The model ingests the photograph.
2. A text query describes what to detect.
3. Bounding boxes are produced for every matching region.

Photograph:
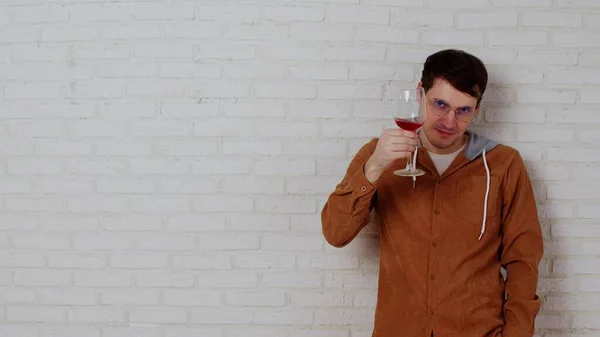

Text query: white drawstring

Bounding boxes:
[479,148,490,241]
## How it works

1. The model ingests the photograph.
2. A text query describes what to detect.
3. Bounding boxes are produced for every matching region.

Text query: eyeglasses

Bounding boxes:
[428,98,477,122]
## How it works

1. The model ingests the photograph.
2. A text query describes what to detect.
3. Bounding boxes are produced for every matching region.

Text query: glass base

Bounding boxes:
[393,168,425,177]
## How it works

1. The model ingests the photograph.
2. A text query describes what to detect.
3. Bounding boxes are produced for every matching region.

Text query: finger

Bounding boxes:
[385,129,418,138]
[387,144,417,153]
[388,136,419,146]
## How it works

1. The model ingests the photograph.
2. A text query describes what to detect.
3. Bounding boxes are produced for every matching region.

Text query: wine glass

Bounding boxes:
[392,88,426,177]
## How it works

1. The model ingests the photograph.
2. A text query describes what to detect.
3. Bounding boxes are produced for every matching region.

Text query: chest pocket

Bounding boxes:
[455,176,501,227]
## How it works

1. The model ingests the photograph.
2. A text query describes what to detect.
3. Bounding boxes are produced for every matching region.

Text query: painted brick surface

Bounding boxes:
[0,1,598,336]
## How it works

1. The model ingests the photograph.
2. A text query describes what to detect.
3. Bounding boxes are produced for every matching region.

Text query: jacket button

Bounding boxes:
[433,209,440,215]
[430,275,436,281]
[361,186,367,192]
[431,241,437,248]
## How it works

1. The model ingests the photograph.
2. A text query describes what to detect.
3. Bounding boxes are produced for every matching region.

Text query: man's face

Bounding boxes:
[419,78,479,152]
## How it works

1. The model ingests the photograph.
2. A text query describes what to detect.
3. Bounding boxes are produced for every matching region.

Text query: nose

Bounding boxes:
[440,109,457,128]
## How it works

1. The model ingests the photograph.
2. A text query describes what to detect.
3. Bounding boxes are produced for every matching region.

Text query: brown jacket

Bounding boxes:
[321,130,544,337]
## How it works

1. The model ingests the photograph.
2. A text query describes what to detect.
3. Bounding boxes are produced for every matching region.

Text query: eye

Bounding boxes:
[458,107,473,114]
[434,100,447,108]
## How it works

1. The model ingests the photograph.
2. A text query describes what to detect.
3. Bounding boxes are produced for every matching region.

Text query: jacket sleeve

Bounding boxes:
[321,139,378,248]
[500,152,544,337]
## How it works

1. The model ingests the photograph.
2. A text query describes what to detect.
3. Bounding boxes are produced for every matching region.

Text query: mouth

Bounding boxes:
[435,128,456,137]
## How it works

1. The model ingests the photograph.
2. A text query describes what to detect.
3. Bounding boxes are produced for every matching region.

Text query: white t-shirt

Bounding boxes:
[428,143,467,176]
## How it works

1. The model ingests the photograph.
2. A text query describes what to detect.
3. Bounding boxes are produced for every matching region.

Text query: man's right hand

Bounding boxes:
[364,129,418,184]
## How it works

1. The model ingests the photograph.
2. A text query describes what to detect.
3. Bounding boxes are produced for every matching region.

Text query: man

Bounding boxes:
[321,49,544,337]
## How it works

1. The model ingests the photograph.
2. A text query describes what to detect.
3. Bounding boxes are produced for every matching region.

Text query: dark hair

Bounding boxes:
[420,49,488,105]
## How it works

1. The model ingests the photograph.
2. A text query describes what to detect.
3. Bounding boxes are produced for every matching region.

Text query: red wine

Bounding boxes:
[394,117,423,131]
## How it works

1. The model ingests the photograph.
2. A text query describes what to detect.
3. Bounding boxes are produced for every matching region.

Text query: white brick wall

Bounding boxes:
[0,0,598,336]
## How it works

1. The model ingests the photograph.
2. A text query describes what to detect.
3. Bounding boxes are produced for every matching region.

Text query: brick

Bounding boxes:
[136,271,194,288]
[196,3,259,20]
[327,6,389,24]
[255,82,316,99]
[157,140,217,156]
[74,271,131,287]
[546,295,600,311]
[194,158,252,175]
[72,41,131,60]
[523,13,582,27]
[256,196,317,214]
[224,63,287,79]
[422,31,483,46]
[190,308,253,324]
[136,234,196,251]
[194,196,254,212]
[484,107,545,123]
[254,158,316,176]
[492,0,551,5]
[7,305,65,323]
[547,69,600,85]
[319,84,382,100]
[73,234,132,251]
[11,234,70,250]
[0,288,35,304]
[579,277,600,292]
[517,89,577,104]
[488,32,547,46]
[457,13,518,28]
[130,307,186,324]
[325,271,378,288]
[225,291,286,306]
[325,44,386,61]
[163,290,221,306]
[99,61,156,78]
[291,23,354,41]
[264,5,324,22]
[234,252,296,269]
[254,308,314,325]
[552,223,600,237]
[133,3,194,20]
[0,25,41,43]
[97,179,155,195]
[228,215,289,232]
[357,26,418,44]
[260,271,322,288]
[219,177,284,195]
[172,253,232,270]
[68,3,133,21]
[166,328,221,337]
[199,233,260,250]
[517,51,577,65]
[196,43,255,60]
[290,290,353,307]
[105,327,161,337]
[166,215,227,232]
[352,64,414,81]
[314,308,374,325]
[14,270,71,287]
[40,327,100,337]
[392,12,453,27]
[37,288,97,305]
[68,197,129,214]
[47,253,106,269]
[554,258,600,275]
[225,23,288,40]
[547,147,600,163]
[557,0,600,7]
[197,271,258,288]
[68,307,125,323]
[0,251,44,268]
[157,177,219,195]
[164,22,222,39]
[223,100,285,118]
[517,127,573,143]
[298,253,360,269]
[128,159,190,174]
[553,33,600,47]
[110,253,168,269]
[135,41,193,58]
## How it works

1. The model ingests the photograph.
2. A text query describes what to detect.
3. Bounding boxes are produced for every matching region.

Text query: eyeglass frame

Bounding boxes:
[426,97,479,122]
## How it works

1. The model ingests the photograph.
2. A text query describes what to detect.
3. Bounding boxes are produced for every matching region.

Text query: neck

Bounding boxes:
[419,130,468,155]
